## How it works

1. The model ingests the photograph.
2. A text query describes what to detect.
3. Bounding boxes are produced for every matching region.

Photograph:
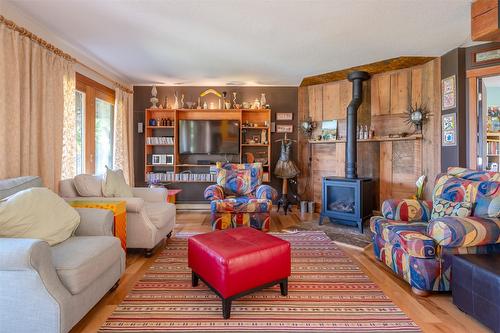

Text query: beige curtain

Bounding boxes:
[0,23,75,191]
[113,87,134,185]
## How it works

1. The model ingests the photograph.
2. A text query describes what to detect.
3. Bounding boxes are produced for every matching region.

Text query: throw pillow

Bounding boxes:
[0,188,80,246]
[465,181,500,218]
[217,168,252,196]
[102,166,133,197]
[431,198,472,219]
[74,174,103,197]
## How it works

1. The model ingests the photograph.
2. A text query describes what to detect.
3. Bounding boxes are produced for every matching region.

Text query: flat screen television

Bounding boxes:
[179,119,240,155]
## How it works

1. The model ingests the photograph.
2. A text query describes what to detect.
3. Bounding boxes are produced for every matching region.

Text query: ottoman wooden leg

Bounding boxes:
[280,278,288,296]
[192,271,199,287]
[222,299,232,319]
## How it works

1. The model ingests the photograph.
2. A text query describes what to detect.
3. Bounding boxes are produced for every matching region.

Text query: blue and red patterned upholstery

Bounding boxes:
[370,167,500,292]
[204,163,278,232]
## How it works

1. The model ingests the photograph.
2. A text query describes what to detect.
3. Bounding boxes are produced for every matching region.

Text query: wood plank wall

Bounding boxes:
[297,59,441,211]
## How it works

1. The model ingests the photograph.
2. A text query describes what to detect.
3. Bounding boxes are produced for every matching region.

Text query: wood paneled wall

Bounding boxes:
[298,59,441,211]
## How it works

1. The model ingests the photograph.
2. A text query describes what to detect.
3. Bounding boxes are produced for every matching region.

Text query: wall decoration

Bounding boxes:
[441,75,456,110]
[404,103,430,133]
[442,113,457,146]
[474,48,500,65]
[321,120,338,140]
[276,124,293,133]
[276,112,293,121]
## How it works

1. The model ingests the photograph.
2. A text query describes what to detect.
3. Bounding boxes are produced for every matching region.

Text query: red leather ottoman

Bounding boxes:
[188,226,291,319]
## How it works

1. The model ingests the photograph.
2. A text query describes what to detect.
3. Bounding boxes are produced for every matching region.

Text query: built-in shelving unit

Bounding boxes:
[486,132,500,171]
[144,108,272,183]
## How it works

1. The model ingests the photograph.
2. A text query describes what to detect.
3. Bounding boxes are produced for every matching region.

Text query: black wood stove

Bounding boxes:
[319,71,375,233]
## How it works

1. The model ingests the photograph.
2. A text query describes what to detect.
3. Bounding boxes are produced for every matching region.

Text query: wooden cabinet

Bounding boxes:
[371,74,391,116]
[322,82,341,120]
[308,85,323,121]
[390,69,411,114]
[471,0,500,41]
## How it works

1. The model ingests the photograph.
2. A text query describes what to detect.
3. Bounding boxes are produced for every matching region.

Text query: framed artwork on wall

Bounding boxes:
[276,112,293,121]
[442,113,456,146]
[442,75,456,111]
[276,124,293,133]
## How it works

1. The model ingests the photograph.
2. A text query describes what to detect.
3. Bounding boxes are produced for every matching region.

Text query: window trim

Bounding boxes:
[76,73,115,174]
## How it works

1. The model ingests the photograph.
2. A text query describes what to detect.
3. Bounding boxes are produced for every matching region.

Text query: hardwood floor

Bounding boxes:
[70,210,491,333]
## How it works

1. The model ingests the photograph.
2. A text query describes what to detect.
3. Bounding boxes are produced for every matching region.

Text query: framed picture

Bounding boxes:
[152,154,167,165]
[442,75,456,110]
[276,112,293,121]
[276,124,293,133]
[442,113,456,146]
[166,154,174,165]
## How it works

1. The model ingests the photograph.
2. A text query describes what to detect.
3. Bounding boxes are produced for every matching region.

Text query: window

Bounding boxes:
[75,73,115,174]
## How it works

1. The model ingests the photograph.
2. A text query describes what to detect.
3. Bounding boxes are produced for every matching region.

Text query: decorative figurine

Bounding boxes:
[261,129,267,144]
[197,97,202,109]
[150,85,159,108]
[163,96,169,109]
[253,98,260,109]
[203,101,208,109]
[173,92,179,109]
[232,92,237,108]
[180,94,185,109]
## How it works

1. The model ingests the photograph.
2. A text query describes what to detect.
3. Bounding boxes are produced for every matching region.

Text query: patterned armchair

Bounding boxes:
[370,167,500,294]
[204,162,278,232]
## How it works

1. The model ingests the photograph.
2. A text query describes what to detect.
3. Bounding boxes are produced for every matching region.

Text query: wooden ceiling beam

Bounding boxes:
[300,56,436,87]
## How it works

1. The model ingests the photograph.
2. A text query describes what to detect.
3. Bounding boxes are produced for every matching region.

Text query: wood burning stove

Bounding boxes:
[320,177,374,233]
[320,71,375,233]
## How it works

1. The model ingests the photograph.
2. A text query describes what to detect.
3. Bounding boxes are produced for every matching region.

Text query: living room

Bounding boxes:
[0,1,499,332]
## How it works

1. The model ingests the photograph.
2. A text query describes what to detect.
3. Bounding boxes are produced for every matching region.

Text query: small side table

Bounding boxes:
[167,189,182,203]
[69,200,127,251]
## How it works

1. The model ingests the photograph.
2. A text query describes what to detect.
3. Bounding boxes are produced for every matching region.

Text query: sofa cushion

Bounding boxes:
[433,174,471,202]
[0,176,42,199]
[217,168,252,196]
[427,216,500,248]
[0,188,80,246]
[431,198,472,219]
[51,236,122,295]
[102,167,133,198]
[74,174,103,197]
[465,180,500,218]
[210,197,272,214]
[144,202,176,229]
[370,217,434,258]
[381,199,432,222]
[447,167,500,181]
[219,162,263,191]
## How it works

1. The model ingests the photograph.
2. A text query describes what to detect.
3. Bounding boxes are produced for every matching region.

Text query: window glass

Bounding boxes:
[95,98,114,175]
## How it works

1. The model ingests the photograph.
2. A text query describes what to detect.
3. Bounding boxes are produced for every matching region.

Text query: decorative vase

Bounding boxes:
[232,92,237,108]
[260,93,266,108]
[150,85,159,108]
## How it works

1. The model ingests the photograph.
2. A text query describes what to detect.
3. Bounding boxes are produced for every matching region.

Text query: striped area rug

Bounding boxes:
[100,231,420,332]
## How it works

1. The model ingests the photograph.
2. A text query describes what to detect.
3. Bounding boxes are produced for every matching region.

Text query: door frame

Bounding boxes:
[466,64,500,169]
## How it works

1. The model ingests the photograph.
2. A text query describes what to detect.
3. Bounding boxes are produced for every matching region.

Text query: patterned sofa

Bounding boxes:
[370,167,500,294]
[204,163,278,232]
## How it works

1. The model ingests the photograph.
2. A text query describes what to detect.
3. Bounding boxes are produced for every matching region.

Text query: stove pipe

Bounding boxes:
[345,71,370,179]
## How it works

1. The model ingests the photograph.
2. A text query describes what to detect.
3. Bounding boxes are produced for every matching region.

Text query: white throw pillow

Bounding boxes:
[74,174,103,197]
[0,188,80,246]
[102,166,133,198]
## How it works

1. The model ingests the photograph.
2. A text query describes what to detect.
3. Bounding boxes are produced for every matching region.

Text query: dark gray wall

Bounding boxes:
[440,48,467,172]
[133,86,298,202]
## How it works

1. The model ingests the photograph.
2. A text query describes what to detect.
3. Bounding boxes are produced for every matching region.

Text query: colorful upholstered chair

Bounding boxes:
[204,162,278,232]
[370,167,500,295]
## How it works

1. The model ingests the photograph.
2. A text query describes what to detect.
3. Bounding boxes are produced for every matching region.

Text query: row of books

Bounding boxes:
[487,141,499,155]
[146,136,174,145]
[146,172,216,183]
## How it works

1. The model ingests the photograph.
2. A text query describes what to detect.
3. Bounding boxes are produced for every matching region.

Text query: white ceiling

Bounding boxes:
[6,0,472,86]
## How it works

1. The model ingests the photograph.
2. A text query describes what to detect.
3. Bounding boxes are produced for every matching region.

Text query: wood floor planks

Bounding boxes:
[70,210,491,333]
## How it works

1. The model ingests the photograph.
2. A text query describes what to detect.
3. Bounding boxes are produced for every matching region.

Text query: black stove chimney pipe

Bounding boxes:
[345,71,370,179]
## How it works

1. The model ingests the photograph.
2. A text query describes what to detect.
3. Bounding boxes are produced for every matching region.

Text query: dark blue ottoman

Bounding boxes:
[452,254,500,333]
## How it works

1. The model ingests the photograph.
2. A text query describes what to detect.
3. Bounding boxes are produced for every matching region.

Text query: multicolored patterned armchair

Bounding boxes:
[204,163,278,232]
[370,167,500,295]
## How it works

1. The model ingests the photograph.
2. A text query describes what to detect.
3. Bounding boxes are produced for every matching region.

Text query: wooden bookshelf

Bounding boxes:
[144,108,272,183]
[486,132,500,171]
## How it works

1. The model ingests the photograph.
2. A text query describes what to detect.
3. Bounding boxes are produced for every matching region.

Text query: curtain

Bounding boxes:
[113,87,134,185]
[0,23,75,191]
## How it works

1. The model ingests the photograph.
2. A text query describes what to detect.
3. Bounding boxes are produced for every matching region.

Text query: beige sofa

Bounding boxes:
[60,177,176,256]
[0,176,125,333]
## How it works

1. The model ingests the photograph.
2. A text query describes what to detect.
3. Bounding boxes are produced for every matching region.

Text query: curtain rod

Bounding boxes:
[0,14,134,95]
